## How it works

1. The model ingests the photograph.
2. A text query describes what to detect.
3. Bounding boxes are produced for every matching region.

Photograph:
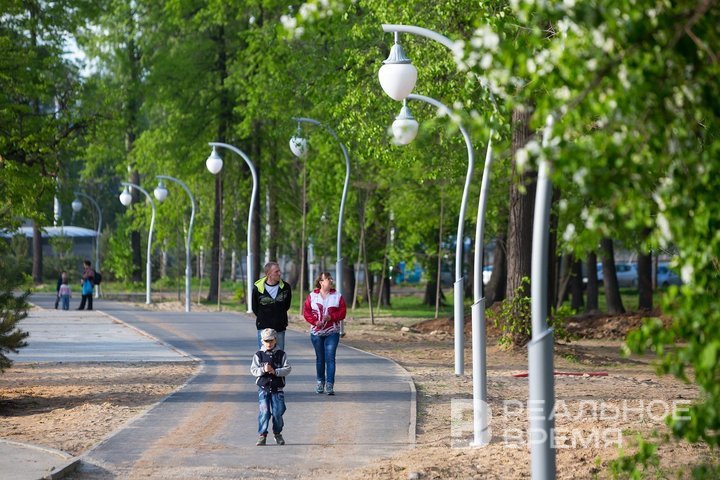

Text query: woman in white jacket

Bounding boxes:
[302,272,347,395]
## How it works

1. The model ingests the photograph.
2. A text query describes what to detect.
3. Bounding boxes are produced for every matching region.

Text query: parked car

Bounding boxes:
[597,263,638,288]
[657,263,682,287]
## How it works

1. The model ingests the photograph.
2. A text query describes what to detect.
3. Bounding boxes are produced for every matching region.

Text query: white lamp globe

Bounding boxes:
[206,148,223,175]
[379,63,418,101]
[154,183,168,202]
[391,105,419,145]
[119,187,132,207]
[378,43,417,101]
[289,136,309,159]
[71,198,82,213]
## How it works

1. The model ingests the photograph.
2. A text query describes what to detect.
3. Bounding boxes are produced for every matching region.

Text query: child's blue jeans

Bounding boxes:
[257,389,286,435]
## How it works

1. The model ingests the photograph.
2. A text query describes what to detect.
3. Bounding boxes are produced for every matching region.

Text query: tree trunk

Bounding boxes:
[485,234,507,307]
[250,130,262,292]
[555,253,572,308]
[208,24,230,303]
[298,160,307,314]
[637,249,653,310]
[124,29,143,283]
[130,170,142,282]
[506,106,536,300]
[570,257,584,311]
[600,238,625,313]
[585,252,599,312]
[376,222,392,308]
[32,222,43,283]
[547,186,560,312]
[435,193,444,318]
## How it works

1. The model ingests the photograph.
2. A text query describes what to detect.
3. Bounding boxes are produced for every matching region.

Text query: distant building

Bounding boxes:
[1,225,96,261]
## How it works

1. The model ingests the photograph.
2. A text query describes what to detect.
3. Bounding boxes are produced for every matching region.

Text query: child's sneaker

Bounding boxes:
[325,383,335,395]
[274,433,285,445]
[256,434,267,446]
[315,382,324,394]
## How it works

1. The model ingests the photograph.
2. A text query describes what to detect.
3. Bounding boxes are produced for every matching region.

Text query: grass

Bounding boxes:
[31,276,667,321]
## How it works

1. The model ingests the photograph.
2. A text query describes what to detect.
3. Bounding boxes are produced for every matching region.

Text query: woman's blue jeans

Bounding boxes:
[310,332,340,385]
[257,389,286,435]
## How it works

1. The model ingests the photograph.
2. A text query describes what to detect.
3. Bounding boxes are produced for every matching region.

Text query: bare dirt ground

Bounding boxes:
[0,300,715,479]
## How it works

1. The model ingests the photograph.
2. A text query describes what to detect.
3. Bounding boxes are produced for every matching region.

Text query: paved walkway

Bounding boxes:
[1,295,416,479]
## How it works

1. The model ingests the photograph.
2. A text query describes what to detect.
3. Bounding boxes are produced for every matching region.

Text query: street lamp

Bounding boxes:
[154,176,196,313]
[391,99,419,145]
[378,34,418,101]
[206,143,258,314]
[289,117,351,335]
[119,182,156,305]
[381,23,499,447]
[390,94,473,381]
[72,191,102,299]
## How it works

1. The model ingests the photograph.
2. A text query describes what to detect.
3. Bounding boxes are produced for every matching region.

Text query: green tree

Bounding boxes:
[0,0,89,256]
[0,247,30,373]
[457,0,720,460]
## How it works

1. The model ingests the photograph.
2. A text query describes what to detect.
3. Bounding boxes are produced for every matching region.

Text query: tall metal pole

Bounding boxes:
[405,94,472,376]
[121,182,156,304]
[529,114,557,479]
[156,175,196,313]
[208,142,258,313]
[74,191,102,299]
[471,135,494,446]
[290,117,351,333]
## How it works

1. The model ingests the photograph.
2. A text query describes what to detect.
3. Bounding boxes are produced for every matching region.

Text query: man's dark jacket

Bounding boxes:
[252,276,292,332]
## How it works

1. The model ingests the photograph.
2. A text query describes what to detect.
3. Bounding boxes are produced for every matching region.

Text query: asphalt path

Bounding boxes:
[25,295,416,479]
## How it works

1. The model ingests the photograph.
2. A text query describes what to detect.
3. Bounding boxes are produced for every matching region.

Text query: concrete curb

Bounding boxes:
[0,439,80,480]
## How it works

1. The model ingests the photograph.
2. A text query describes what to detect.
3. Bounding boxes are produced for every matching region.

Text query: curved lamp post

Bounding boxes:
[206,142,258,313]
[72,191,102,299]
[381,23,500,447]
[289,117,351,335]
[154,175,196,313]
[119,182,156,305]
[529,114,557,478]
[391,94,473,381]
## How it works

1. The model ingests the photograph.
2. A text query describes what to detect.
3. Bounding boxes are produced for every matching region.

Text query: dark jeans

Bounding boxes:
[310,332,340,385]
[78,293,93,310]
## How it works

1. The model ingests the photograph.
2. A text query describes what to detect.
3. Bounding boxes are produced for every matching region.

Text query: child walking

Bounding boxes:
[58,279,72,311]
[250,328,291,446]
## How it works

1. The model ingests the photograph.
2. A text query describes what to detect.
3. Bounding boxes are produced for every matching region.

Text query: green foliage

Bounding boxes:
[8,234,32,275]
[0,250,30,373]
[549,304,575,344]
[45,234,82,281]
[490,276,531,348]
[607,436,659,479]
[104,217,135,282]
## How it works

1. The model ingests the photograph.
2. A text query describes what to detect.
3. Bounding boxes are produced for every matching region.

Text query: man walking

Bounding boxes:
[251,262,292,350]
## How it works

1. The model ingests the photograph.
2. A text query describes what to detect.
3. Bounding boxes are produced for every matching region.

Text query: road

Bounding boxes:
[26,295,416,479]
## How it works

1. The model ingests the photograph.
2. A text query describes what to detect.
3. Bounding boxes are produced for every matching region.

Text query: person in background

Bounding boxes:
[58,278,72,311]
[54,271,67,309]
[251,262,292,351]
[77,260,95,311]
[250,328,291,446]
[303,271,347,396]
